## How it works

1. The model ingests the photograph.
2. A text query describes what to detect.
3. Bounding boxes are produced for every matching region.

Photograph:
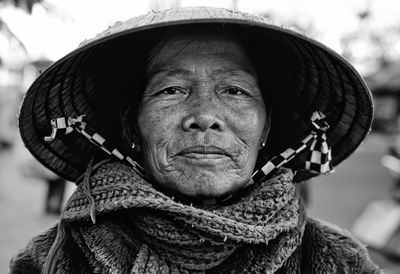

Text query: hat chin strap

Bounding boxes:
[44,110,332,186]
[44,115,146,178]
[251,111,333,183]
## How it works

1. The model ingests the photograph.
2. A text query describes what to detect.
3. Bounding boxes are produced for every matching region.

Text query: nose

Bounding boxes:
[181,84,226,132]
[182,113,225,132]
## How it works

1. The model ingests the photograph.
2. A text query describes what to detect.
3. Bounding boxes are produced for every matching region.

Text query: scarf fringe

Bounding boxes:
[42,220,68,274]
[81,158,96,224]
[42,158,107,273]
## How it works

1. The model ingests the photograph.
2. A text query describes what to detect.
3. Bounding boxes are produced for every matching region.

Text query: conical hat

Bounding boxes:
[19,7,373,182]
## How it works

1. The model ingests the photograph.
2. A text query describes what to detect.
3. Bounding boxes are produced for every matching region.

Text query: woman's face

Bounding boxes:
[136,33,269,198]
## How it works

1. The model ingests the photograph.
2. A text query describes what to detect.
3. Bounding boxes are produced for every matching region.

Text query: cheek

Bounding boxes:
[136,104,181,165]
[230,107,267,147]
[138,105,174,141]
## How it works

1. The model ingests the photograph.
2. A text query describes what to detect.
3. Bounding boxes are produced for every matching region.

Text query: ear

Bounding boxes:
[121,108,142,153]
[132,125,141,153]
[132,140,141,152]
[259,109,271,149]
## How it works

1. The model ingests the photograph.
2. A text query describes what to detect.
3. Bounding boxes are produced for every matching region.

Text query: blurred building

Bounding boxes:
[365,60,400,134]
[0,29,26,148]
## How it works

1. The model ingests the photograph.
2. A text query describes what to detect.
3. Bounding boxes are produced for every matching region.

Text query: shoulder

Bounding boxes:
[301,218,383,273]
[9,224,58,274]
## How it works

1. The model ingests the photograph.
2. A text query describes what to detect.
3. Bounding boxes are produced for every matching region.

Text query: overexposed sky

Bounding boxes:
[1,0,399,74]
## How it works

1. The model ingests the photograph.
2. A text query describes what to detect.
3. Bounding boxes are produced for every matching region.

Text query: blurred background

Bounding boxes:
[0,0,400,272]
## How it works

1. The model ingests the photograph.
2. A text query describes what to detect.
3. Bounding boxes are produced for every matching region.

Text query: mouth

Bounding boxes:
[176,146,230,159]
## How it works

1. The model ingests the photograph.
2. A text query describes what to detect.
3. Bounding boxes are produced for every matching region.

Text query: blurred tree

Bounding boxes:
[340,0,400,133]
[0,12,27,54]
[0,0,67,55]
[341,0,400,75]
[0,0,42,55]
[0,0,41,14]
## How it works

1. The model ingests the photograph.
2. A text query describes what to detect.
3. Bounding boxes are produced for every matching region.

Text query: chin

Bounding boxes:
[174,174,247,198]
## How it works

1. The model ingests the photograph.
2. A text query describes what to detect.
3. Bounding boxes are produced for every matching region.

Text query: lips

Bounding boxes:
[176,145,230,158]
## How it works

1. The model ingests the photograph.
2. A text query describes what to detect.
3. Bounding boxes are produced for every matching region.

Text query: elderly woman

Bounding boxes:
[11,7,381,274]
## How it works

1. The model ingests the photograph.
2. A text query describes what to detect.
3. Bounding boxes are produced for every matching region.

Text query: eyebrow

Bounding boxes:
[147,67,192,79]
[146,65,256,81]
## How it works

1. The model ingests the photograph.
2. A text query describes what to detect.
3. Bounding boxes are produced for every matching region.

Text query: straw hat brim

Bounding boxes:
[19,7,373,182]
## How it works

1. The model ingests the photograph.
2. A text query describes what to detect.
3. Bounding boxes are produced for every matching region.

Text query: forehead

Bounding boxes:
[146,33,256,77]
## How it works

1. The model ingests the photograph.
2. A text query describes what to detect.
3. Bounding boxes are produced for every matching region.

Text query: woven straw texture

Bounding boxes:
[18,7,373,182]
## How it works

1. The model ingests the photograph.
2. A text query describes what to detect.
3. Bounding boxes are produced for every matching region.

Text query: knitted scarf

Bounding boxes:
[42,162,304,273]
[10,161,384,273]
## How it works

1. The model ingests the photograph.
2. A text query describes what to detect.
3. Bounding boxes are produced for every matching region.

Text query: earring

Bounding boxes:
[261,142,266,148]
[131,142,136,150]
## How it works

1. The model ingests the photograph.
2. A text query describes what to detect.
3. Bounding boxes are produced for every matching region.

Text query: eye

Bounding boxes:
[154,87,186,96]
[222,87,249,96]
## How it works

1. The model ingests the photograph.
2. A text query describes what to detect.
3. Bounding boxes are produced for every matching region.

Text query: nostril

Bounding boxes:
[189,123,201,130]
[210,123,219,130]
[182,114,225,132]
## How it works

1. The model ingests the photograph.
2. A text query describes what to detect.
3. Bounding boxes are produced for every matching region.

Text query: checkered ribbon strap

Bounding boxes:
[251,111,333,183]
[44,115,145,177]
[44,116,86,142]
[306,111,333,174]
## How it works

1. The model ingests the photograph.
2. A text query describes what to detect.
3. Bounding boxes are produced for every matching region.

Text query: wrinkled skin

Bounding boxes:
[136,33,269,198]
